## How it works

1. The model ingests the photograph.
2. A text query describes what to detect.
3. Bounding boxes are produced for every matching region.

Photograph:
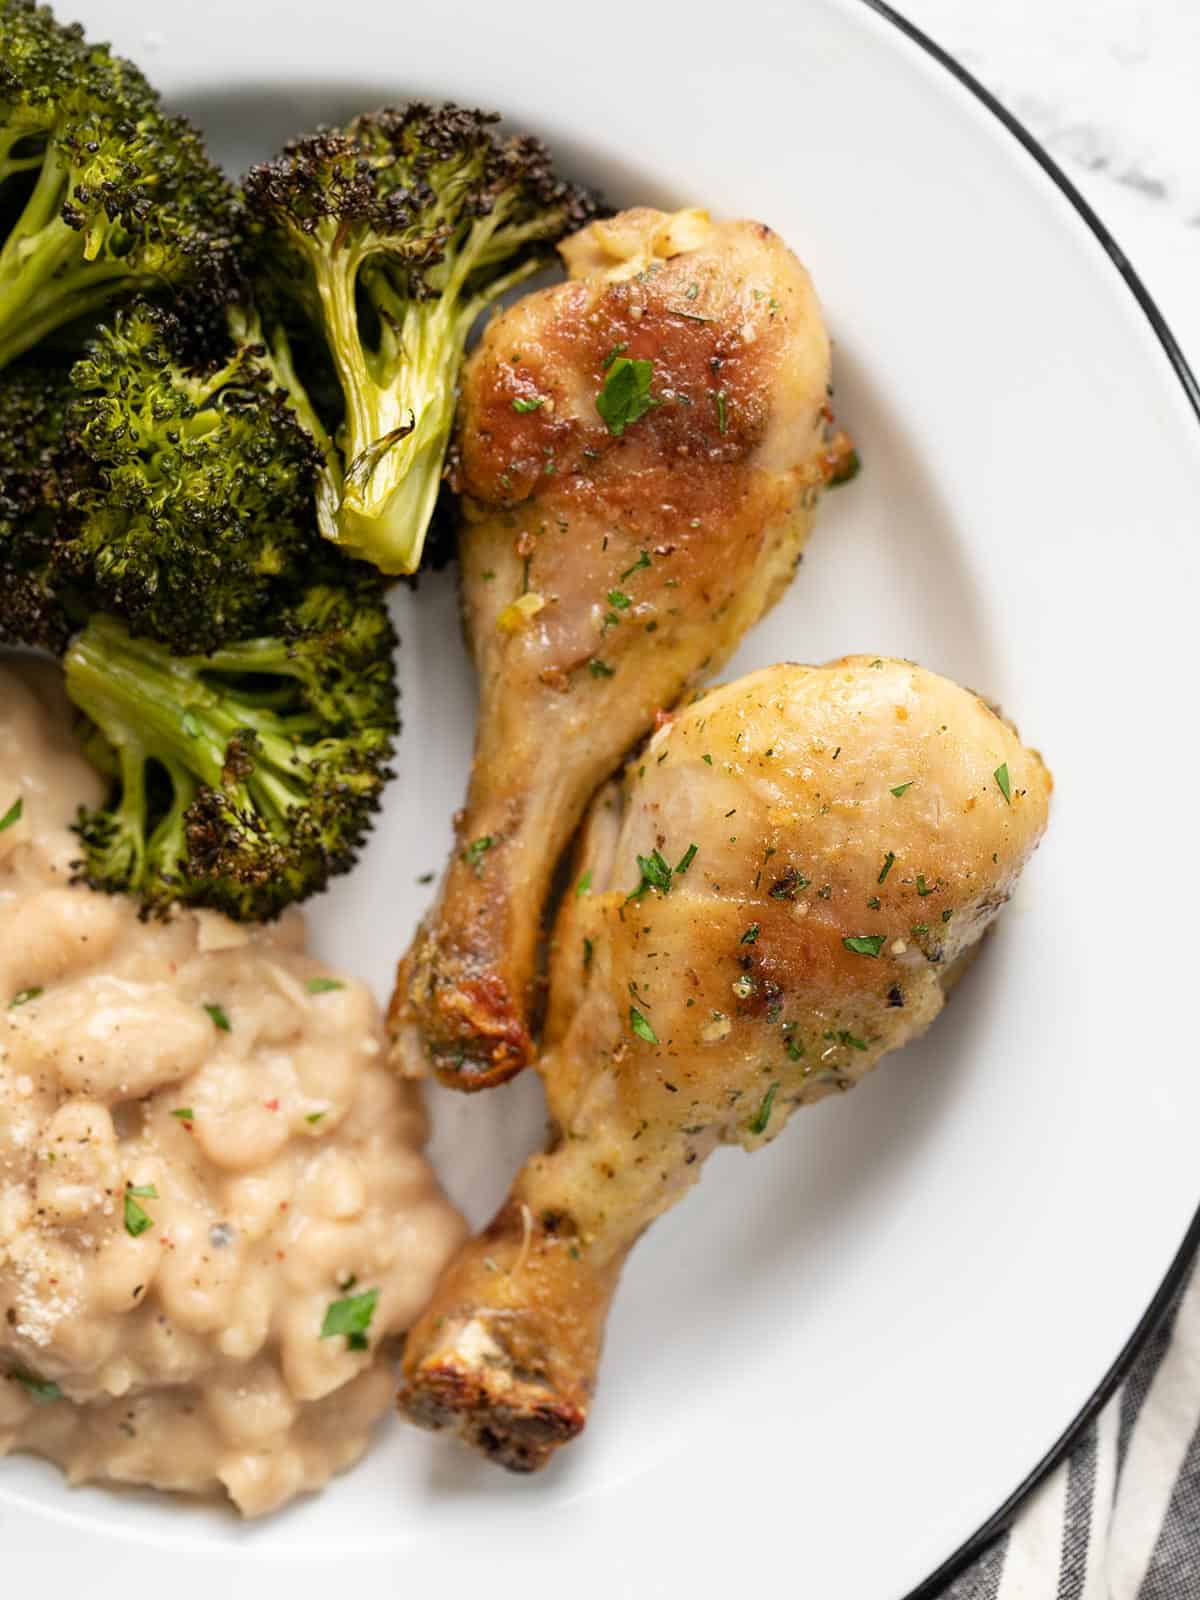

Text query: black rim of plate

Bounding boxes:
[855,3,1200,1596]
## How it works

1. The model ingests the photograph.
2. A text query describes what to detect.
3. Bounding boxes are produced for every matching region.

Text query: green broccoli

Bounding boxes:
[0,0,238,370]
[63,300,338,653]
[65,582,399,920]
[0,354,78,650]
[243,104,597,574]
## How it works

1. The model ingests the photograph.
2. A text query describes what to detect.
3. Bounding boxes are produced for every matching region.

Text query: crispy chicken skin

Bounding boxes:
[398,657,1052,1469]
[388,207,849,1090]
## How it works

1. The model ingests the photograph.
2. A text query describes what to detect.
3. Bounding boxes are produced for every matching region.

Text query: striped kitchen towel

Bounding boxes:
[939,1264,1200,1600]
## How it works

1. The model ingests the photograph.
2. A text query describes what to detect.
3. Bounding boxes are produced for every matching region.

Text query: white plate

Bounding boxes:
[5,2,1200,1596]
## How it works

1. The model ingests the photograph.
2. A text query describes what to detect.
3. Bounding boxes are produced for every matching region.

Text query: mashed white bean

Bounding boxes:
[0,663,465,1515]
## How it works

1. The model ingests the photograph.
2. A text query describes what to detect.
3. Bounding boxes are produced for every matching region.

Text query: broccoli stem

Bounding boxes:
[66,618,326,843]
[331,248,545,573]
[0,243,133,367]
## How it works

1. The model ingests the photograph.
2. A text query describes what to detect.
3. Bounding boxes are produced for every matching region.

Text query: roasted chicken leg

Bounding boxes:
[389,207,850,1089]
[398,656,1052,1469]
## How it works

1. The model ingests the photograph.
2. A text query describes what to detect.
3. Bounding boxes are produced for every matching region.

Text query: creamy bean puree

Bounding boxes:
[0,663,465,1515]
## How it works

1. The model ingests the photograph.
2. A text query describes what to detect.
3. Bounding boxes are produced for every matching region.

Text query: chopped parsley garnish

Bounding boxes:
[8,1369,62,1404]
[8,987,42,1008]
[620,549,651,580]
[702,753,713,765]
[306,977,344,994]
[463,835,495,874]
[675,842,699,875]
[916,875,935,897]
[843,935,886,958]
[629,1006,658,1044]
[607,588,633,610]
[0,796,22,833]
[602,342,628,369]
[941,909,954,923]
[784,1035,805,1062]
[714,390,728,434]
[878,851,895,884]
[748,1082,779,1136]
[305,1112,326,1125]
[512,395,545,412]
[320,1287,379,1351]
[576,869,593,897]
[838,1031,869,1052]
[596,357,660,436]
[994,763,1012,804]
[588,657,616,677]
[867,896,881,910]
[911,923,929,936]
[124,1183,158,1238]
[170,1108,194,1122]
[203,1002,231,1032]
[582,937,594,970]
[890,782,914,797]
[740,923,761,945]
[630,849,673,899]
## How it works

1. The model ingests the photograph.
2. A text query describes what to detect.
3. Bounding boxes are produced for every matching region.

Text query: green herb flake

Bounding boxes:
[941,909,954,923]
[8,1369,62,1405]
[714,390,728,434]
[512,395,545,413]
[588,657,615,678]
[702,753,713,766]
[630,849,673,899]
[306,977,344,994]
[675,842,699,875]
[123,1183,158,1238]
[685,282,700,301]
[320,1287,379,1351]
[607,588,633,610]
[843,935,886,958]
[994,763,1012,804]
[867,896,881,910]
[8,987,43,1008]
[629,1006,658,1044]
[463,835,495,874]
[838,1031,869,1052]
[582,937,594,970]
[0,796,22,833]
[890,782,914,798]
[740,923,761,945]
[620,549,651,580]
[305,1112,326,1125]
[170,1108,194,1122]
[878,851,895,884]
[602,342,628,369]
[916,875,935,897]
[911,923,929,936]
[784,1035,805,1062]
[748,1082,779,1136]
[203,1002,231,1032]
[596,357,660,436]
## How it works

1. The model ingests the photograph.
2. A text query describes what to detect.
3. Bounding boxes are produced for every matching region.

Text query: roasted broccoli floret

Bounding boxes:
[0,354,78,649]
[0,0,238,370]
[243,104,597,574]
[63,299,336,653]
[65,583,399,920]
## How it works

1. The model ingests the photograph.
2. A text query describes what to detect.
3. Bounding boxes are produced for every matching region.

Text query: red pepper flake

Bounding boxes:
[276,1250,286,1261]
[264,1098,280,1111]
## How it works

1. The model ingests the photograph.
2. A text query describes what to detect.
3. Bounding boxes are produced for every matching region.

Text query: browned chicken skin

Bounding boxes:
[398,657,1053,1469]
[388,207,849,1090]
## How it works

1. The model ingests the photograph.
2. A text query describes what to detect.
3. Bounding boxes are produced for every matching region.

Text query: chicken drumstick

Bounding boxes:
[388,207,849,1089]
[398,656,1052,1469]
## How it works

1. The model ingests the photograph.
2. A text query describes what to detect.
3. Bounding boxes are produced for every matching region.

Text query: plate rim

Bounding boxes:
[855,3,1200,1593]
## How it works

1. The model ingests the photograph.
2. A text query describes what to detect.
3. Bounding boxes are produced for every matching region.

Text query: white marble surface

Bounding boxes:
[899,0,1200,372]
